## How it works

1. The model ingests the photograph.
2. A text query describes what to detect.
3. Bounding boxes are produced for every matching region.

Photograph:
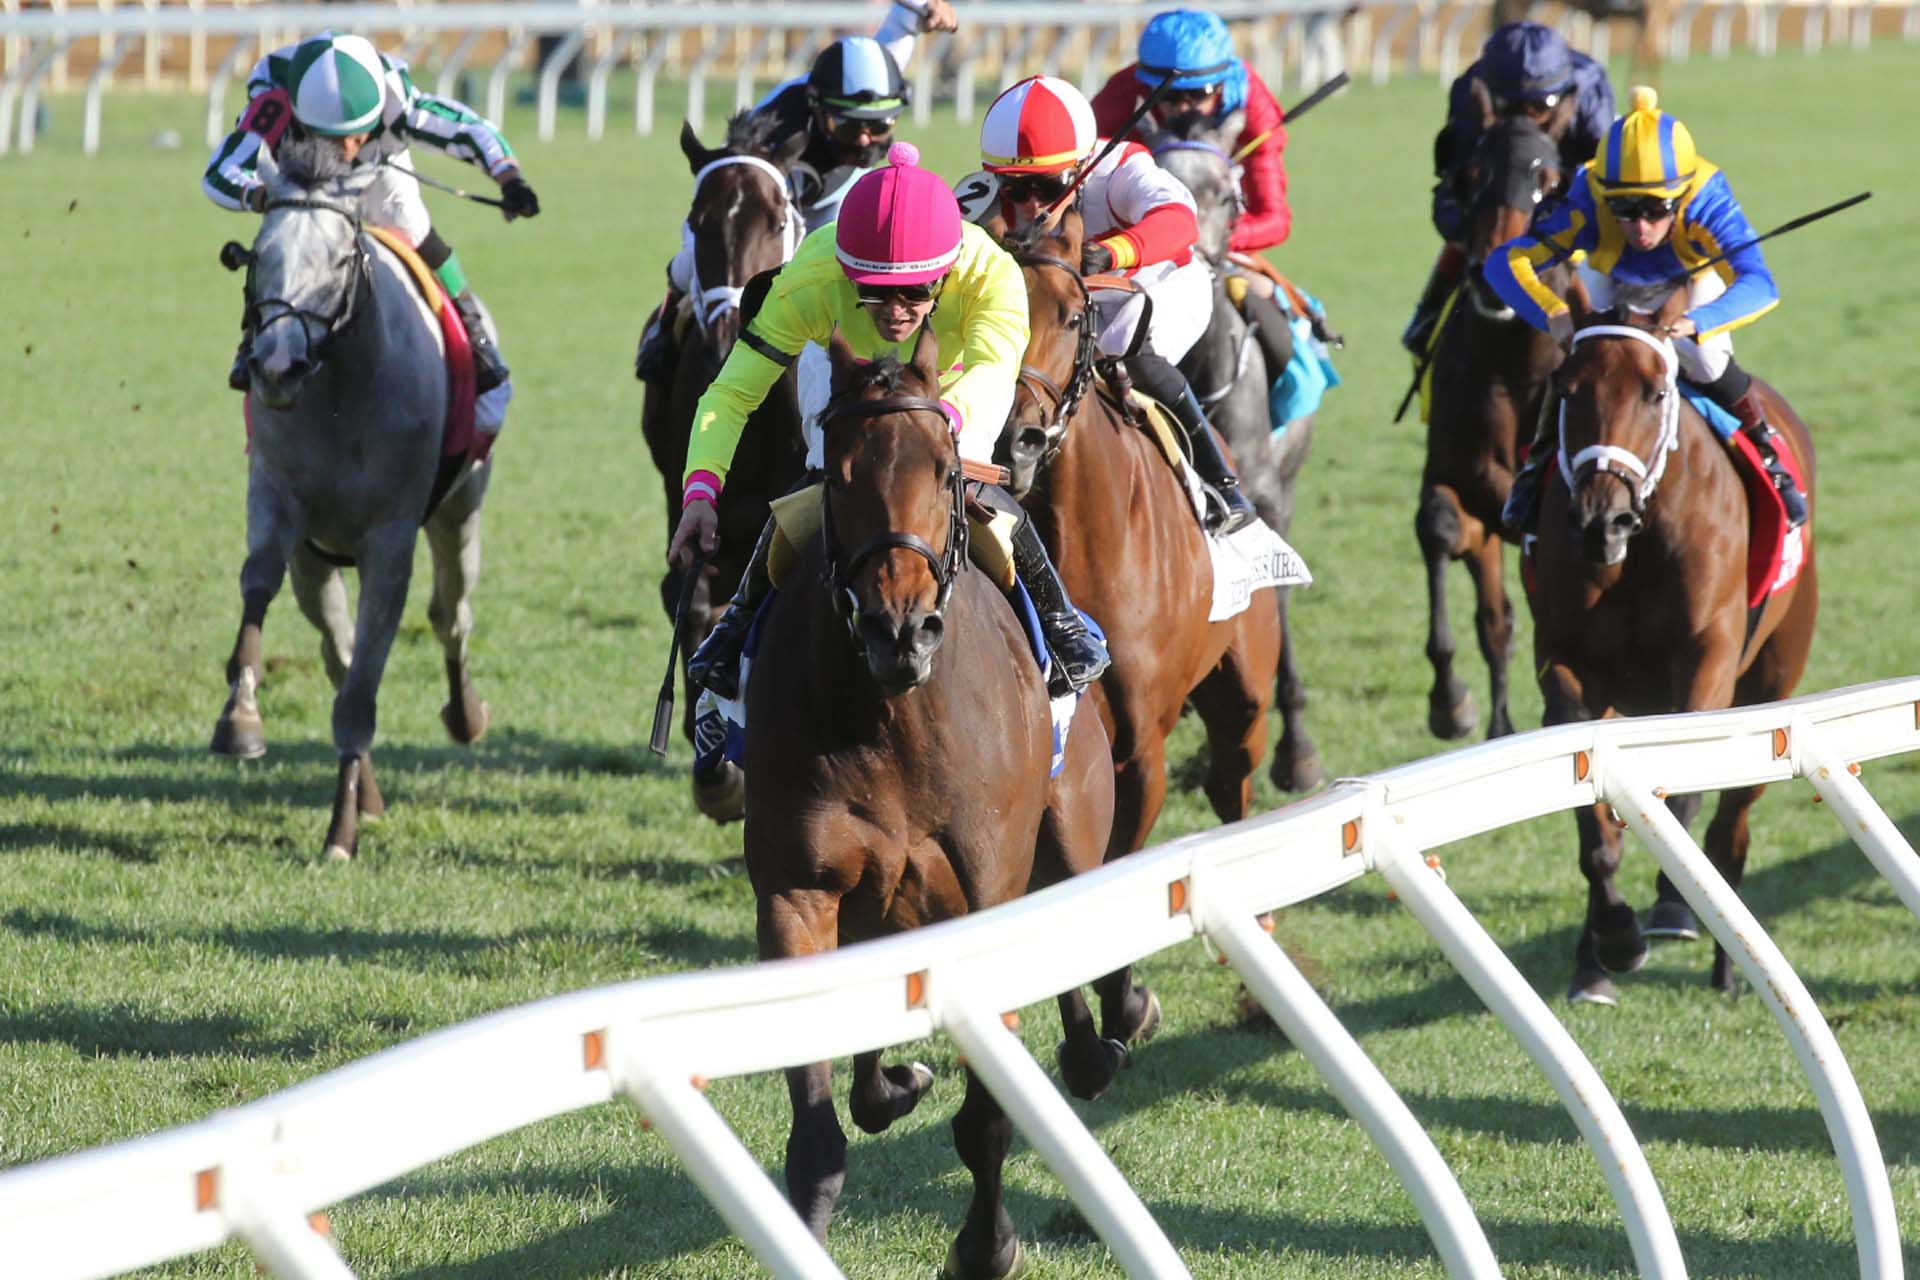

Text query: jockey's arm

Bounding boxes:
[1680,171,1779,340]
[1099,149,1200,269]
[390,64,517,181]
[1226,72,1291,254]
[1483,184,1595,333]
[872,0,953,76]
[938,229,1031,460]
[201,49,285,212]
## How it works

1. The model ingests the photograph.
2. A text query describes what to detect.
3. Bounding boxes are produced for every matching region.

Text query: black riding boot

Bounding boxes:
[452,289,509,394]
[1402,243,1466,356]
[1238,284,1295,384]
[1704,366,1808,528]
[1501,393,1559,539]
[635,288,684,384]
[1007,512,1110,697]
[686,516,775,700]
[1127,352,1258,534]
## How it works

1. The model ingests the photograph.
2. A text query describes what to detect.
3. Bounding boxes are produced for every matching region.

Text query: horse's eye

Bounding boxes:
[1066,313,1081,329]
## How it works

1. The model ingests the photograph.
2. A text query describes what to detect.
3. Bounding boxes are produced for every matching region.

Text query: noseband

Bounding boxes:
[1558,323,1680,516]
[686,154,804,335]
[246,197,370,358]
[819,393,969,641]
[1011,252,1099,458]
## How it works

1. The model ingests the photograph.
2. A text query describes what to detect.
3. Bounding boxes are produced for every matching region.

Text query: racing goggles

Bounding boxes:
[1605,193,1679,223]
[1492,91,1562,115]
[1159,84,1221,106]
[819,101,900,143]
[856,281,938,307]
[998,172,1076,204]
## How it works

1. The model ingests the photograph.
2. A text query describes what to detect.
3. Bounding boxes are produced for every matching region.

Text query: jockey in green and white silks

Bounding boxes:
[203,31,539,394]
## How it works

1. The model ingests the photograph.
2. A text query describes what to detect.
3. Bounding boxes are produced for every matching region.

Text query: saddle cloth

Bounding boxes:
[1097,383,1314,622]
[691,582,1089,781]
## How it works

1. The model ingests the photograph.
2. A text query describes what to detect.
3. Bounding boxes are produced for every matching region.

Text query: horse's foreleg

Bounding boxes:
[1053,987,1127,1102]
[946,1067,1023,1280]
[331,524,416,761]
[1190,621,1277,823]
[213,478,295,759]
[1702,784,1765,993]
[288,541,354,690]
[760,887,847,1238]
[848,1049,933,1135]
[1416,483,1476,739]
[1646,792,1704,942]
[1270,586,1325,792]
[424,470,491,745]
[1543,663,1641,1003]
[1463,531,1516,739]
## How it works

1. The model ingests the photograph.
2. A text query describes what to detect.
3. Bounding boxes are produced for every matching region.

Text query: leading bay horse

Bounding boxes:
[209,140,491,861]
[997,212,1283,859]
[1532,279,1817,1004]
[745,328,1156,1279]
[1417,91,1575,742]
[640,112,808,803]
[1148,108,1324,792]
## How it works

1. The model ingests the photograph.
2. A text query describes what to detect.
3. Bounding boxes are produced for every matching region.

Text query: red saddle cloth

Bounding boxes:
[1522,421,1806,609]
[243,225,480,466]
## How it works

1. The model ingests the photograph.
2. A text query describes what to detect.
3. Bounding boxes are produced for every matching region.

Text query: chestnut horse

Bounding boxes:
[1416,93,1574,742]
[640,113,808,785]
[744,329,1156,1279]
[1532,280,1817,1004]
[997,213,1282,859]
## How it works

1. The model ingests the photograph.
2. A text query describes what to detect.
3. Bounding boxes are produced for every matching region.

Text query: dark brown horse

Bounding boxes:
[1532,280,1818,1004]
[640,113,808,809]
[1417,93,1575,742]
[997,213,1283,858]
[744,329,1155,1279]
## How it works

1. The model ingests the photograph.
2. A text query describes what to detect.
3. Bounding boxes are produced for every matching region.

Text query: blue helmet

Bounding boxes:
[1480,22,1574,103]
[1135,10,1236,92]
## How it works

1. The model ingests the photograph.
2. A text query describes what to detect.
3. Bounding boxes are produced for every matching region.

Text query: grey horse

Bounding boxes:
[1147,112,1324,793]
[210,141,491,861]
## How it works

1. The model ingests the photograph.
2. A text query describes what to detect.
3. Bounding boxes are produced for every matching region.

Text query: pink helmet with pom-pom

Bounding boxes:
[834,143,963,287]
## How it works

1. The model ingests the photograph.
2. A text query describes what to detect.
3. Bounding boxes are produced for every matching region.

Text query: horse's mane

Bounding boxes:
[274,131,357,187]
[840,353,915,398]
[1604,280,1685,319]
[723,109,783,157]
[1156,110,1224,144]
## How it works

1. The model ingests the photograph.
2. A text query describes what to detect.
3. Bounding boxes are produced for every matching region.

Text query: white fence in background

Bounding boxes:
[1,676,1917,1278]
[1,0,1917,156]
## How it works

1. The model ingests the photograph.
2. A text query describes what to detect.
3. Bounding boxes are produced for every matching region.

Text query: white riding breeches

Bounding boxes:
[359,148,433,247]
[1093,257,1214,365]
[1577,264,1732,384]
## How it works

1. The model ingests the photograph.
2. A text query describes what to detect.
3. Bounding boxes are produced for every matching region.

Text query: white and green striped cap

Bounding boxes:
[289,34,387,136]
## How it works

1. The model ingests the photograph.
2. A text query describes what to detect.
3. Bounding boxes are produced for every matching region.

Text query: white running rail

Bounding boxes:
[1,676,1916,1279]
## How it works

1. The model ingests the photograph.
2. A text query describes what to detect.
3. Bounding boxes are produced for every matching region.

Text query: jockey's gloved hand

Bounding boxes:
[1080,240,1115,276]
[499,177,541,222]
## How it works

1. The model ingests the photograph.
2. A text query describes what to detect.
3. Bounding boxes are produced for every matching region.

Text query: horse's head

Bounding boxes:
[1142,108,1245,264]
[820,325,965,694]
[1552,277,1690,567]
[1460,80,1572,321]
[245,140,373,408]
[679,114,807,362]
[996,210,1095,497]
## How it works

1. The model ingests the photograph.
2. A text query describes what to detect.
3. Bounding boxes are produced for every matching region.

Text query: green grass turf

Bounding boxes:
[3,46,1919,1278]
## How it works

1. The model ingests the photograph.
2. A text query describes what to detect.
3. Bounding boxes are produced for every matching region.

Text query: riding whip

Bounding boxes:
[649,554,706,757]
[1044,71,1179,219]
[1232,70,1351,164]
[381,159,508,209]
[1658,190,1871,285]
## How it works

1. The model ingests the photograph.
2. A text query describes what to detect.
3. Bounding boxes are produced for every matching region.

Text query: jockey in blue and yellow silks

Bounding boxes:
[1487,85,1808,535]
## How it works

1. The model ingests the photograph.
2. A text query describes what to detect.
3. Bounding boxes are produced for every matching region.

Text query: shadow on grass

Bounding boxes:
[0,820,157,864]
[0,1001,328,1060]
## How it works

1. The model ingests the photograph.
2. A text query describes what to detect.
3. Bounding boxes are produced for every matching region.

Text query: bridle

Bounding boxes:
[685,154,805,334]
[246,197,370,358]
[1465,120,1562,322]
[817,391,969,644]
[1557,322,1680,518]
[1009,251,1099,460]
[1148,133,1246,222]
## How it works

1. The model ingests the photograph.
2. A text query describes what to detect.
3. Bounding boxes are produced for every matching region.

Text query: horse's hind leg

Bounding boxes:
[1700,785,1765,993]
[1190,612,1278,824]
[424,466,490,745]
[1463,530,1516,739]
[1416,483,1477,739]
[761,887,849,1237]
[212,475,295,759]
[946,1067,1024,1280]
[287,541,354,691]
[1646,793,1704,941]
[319,523,416,860]
[1270,586,1325,792]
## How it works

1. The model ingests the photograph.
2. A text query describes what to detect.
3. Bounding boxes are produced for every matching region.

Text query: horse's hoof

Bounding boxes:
[1594,931,1648,975]
[440,698,491,746]
[944,1235,1025,1280]
[1125,989,1162,1048]
[1055,1036,1128,1101]
[1644,899,1700,942]
[693,762,745,825]
[210,717,267,760]
[1567,971,1618,1007]
[324,843,353,864]
[1271,751,1325,794]
[1428,690,1477,740]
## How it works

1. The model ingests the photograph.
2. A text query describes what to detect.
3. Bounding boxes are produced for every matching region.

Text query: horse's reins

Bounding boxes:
[685,154,804,333]
[1010,252,1100,453]
[1557,323,1680,516]
[817,392,970,637]
[244,197,371,356]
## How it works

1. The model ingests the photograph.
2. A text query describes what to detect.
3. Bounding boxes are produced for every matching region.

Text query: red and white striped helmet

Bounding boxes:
[979,75,1097,176]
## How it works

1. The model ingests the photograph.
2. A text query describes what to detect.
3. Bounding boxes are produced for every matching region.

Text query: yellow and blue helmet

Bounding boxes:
[1597,85,1697,198]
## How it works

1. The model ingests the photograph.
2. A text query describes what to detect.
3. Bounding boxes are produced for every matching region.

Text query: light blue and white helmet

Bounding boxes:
[289,33,388,136]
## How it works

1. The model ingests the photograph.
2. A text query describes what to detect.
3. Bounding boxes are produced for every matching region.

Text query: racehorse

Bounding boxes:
[1532,278,1818,1004]
[1416,91,1573,742]
[997,212,1283,858]
[640,112,809,802]
[745,328,1155,1279]
[1145,110,1323,792]
[209,140,491,861]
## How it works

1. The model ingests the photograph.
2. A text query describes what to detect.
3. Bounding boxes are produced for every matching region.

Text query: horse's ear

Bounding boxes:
[1216,108,1247,149]
[679,120,710,173]
[1543,93,1577,142]
[1469,77,1496,130]
[772,124,809,171]
[909,322,941,387]
[1055,204,1084,257]
[1566,272,1594,327]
